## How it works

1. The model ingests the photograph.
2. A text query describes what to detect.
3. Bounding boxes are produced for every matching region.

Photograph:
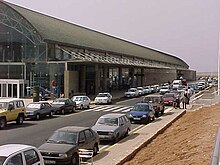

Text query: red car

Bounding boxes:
[162,93,177,106]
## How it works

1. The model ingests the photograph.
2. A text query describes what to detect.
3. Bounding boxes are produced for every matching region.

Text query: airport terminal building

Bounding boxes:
[0,1,195,98]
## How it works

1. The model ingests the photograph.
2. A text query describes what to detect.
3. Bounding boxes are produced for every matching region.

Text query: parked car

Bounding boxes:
[128,102,155,124]
[38,126,99,165]
[26,102,55,120]
[91,113,131,142]
[0,98,26,129]
[71,95,91,109]
[124,88,139,98]
[163,93,177,106]
[143,86,152,94]
[159,86,170,95]
[0,144,44,165]
[143,94,165,117]
[136,87,144,96]
[94,92,112,104]
[51,98,76,115]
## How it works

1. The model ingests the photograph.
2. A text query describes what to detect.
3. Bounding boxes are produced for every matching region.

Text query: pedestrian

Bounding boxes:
[182,89,189,109]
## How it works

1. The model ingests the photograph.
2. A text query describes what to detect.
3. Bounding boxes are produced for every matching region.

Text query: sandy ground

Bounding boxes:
[123,103,220,165]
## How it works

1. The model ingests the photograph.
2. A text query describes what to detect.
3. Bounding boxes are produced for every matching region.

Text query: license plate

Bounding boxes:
[133,118,141,120]
[44,160,56,164]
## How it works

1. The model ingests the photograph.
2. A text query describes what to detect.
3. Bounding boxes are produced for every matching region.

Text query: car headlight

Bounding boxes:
[58,153,68,158]
[142,115,147,117]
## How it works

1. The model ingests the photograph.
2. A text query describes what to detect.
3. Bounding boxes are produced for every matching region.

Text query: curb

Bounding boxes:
[117,109,186,165]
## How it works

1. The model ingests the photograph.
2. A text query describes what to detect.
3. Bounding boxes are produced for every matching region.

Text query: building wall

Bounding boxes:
[144,68,177,85]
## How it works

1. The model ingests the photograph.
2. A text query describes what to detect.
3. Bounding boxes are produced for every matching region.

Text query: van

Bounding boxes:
[172,80,182,89]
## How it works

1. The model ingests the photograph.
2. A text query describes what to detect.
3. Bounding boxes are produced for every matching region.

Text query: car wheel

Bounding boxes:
[16,114,24,124]
[151,115,155,121]
[93,143,99,156]
[0,118,6,129]
[124,129,130,137]
[114,133,120,143]
[61,109,65,115]
[71,153,79,165]
[36,113,40,120]
[155,111,160,118]
[49,111,54,117]
[80,105,83,110]
[72,106,76,112]
[87,105,90,109]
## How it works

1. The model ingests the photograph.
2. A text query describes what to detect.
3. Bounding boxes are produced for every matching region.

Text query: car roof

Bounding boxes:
[0,144,35,157]
[56,126,90,132]
[54,98,69,100]
[0,98,23,102]
[99,113,126,118]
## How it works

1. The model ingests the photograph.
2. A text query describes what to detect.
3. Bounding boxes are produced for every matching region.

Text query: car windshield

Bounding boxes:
[133,104,150,112]
[97,117,118,126]
[97,93,107,97]
[0,156,6,165]
[47,131,78,145]
[52,100,65,105]
[0,102,7,109]
[27,103,41,109]
[163,94,175,98]
[128,89,136,92]
[73,97,84,101]
[137,87,143,90]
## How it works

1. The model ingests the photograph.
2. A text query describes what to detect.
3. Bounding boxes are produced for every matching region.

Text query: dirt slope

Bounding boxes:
[123,104,220,165]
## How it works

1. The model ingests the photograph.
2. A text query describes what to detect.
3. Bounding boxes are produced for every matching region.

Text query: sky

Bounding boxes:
[4,0,220,72]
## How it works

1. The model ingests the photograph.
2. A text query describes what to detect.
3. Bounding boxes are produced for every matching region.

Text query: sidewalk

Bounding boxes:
[94,108,186,165]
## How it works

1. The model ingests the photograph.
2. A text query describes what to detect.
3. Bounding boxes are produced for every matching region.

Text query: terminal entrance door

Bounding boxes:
[0,79,25,98]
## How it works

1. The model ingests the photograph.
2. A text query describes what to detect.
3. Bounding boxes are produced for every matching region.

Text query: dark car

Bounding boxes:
[128,102,155,124]
[26,102,55,120]
[51,98,76,115]
[163,93,177,106]
[143,94,165,117]
[38,126,99,165]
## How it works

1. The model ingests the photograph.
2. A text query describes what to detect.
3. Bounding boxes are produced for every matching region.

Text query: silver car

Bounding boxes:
[71,95,91,109]
[91,113,131,142]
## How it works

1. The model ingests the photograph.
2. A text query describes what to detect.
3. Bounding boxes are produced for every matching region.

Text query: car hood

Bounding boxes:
[26,108,38,111]
[125,91,135,94]
[130,111,148,116]
[38,142,75,153]
[92,125,118,132]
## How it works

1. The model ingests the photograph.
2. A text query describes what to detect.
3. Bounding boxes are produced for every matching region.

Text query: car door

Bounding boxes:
[84,129,96,149]
[40,103,47,116]
[78,131,89,149]
[4,153,24,165]
[23,149,42,165]
[6,101,17,121]
[119,117,126,136]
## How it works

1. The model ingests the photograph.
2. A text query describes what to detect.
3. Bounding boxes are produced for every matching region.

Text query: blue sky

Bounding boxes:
[4,0,220,72]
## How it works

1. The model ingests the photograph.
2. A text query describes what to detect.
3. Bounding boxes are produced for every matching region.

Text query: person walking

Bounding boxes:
[182,89,189,109]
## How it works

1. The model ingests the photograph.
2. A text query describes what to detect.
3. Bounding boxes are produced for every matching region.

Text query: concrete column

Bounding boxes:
[80,65,86,93]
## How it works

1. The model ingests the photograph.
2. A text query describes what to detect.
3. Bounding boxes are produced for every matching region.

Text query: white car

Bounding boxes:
[124,88,139,98]
[94,92,112,104]
[0,144,44,165]
[71,95,91,109]
[136,87,144,96]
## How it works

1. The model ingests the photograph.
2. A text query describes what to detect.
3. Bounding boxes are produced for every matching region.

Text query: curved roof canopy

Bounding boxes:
[1,1,189,69]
